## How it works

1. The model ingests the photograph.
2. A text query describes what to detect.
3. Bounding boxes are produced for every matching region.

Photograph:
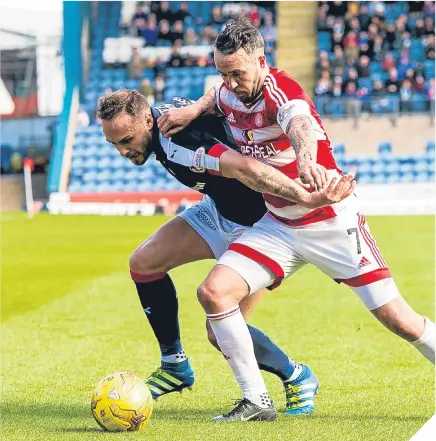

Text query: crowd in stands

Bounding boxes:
[120,1,276,102]
[316,1,435,114]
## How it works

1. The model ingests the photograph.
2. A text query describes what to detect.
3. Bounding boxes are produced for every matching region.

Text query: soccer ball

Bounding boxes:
[91,372,153,432]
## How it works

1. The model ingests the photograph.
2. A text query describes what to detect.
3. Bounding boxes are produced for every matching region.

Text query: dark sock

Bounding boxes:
[248,325,296,381]
[134,274,182,356]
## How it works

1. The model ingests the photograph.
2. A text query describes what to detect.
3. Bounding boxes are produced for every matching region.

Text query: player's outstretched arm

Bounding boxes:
[286,115,328,191]
[158,88,221,137]
[217,149,355,208]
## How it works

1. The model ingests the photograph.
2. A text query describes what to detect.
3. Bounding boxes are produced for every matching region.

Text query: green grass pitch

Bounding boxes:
[1,212,434,441]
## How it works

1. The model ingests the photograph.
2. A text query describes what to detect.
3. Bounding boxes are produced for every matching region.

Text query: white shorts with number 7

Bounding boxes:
[217,201,400,310]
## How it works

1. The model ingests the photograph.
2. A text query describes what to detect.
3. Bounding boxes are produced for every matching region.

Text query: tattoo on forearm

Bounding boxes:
[286,115,317,164]
[242,163,306,203]
[198,91,219,116]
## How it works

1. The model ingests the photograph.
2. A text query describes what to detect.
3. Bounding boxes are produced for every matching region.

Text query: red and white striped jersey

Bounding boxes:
[215,67,350,227]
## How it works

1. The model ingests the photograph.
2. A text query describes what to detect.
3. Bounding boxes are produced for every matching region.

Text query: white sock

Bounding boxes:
[411,317,436,364]
[207,306,271,408]
[161,350,187,364]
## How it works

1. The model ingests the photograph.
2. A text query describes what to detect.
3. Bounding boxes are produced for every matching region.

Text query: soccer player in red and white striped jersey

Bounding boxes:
[158,18,436,422]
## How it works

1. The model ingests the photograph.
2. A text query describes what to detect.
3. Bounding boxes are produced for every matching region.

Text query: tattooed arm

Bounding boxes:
[158,87,221,137]
[286,115,328,190]
[217,149,354,208]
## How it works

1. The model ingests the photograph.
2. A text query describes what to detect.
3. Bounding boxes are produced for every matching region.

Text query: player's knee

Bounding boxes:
[129,240,168,274]
[197,279,224,310]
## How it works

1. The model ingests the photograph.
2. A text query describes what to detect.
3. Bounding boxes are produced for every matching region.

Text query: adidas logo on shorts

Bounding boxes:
[358,256,371,269]
[228,112,236,123]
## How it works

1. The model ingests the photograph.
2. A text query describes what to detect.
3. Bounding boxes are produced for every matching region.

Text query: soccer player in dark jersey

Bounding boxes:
[97,90,354,413]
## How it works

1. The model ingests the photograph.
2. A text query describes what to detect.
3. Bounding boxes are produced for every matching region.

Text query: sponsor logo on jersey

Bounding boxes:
[195,209,217,230]
[190,147,206,173]
[242,129,255,145]
[240,143,279,159]
[255,113,263,127]
[192,182,206,191]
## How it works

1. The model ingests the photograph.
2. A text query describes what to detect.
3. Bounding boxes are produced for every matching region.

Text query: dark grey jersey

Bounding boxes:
[151,98,266,226]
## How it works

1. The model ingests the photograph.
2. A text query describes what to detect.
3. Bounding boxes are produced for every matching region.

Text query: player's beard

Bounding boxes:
[239,71,263,104]
[129,133,152,166]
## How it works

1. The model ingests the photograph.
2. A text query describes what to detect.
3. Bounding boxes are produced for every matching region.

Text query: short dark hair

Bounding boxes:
[214,18,264,55]
[96,89,150,121]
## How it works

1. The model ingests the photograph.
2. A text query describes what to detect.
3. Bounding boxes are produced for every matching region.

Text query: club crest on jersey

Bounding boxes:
[242,129,255,145]
[190,147,206,173]
[255,113,263,127]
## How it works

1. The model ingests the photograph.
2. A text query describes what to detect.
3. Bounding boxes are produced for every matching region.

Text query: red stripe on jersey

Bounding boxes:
[268,206,337,227]
[335,268,391,287]
[228,243,284,290]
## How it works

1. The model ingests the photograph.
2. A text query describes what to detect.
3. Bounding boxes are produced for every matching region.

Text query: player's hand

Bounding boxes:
[157,106,199,138]
[298,161,329,191]
[304,174,356,208]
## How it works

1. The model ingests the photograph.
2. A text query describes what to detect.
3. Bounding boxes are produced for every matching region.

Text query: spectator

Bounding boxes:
[344,82,360,115]
[357,56,371,78]
[249,5,261,24]
[385,68,400,93]
[413,18,426,39]
[139,78,154,102]
[344,31,359,58]
[172,20,185,44]
[367,23,379,41]
[167,44,185,68]
[260,10,277,43]
[154,76,166,102]
[327,1,348,18]
[127,47,143,79]
[399,79,413,112]
[316,58,331,78]
[385,24,397,50]
[209,6,225,26]
[333,17,345,34]
[184,28,198,45]
[382,52,396,72]
[372,34,385,61]
[415,62,426,78]
[424,17,435,37]
[157,20,173,44]
[317,6,329,31]
[358,4,371,31]
[331,82,343,97]
[397,50,413,79]
[153,55,167,78]
[332,66,344,84]
[142,14,159,46]
[344,67,359,90]
[359,41,373,59]
[423,1,436,19]
[331,31,344,49]
[315,77,330,96]
[372,80,386,96]
[155,1,174,24]
[332,45,346,69]
[414,75,426,93]
[173,2,191,23]
[345,17,360,34]
[408,1,424,16]
[131,5,148,37]
[426,35,435,59]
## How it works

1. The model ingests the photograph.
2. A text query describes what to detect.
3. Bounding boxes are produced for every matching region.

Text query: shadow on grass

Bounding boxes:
[4,401,430,426]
